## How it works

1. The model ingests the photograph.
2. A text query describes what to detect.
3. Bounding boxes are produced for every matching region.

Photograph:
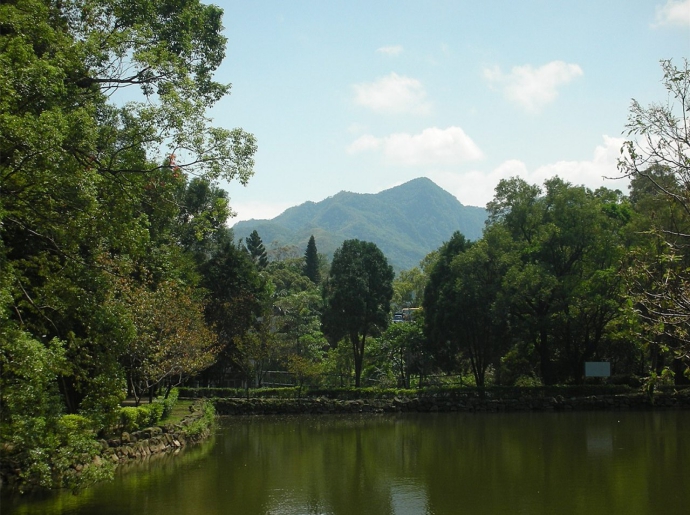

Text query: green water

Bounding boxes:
[3,411,689,515]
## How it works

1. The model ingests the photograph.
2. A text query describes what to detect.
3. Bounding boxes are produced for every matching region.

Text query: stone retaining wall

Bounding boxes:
[100,402,212,466]
[212,392,690,416]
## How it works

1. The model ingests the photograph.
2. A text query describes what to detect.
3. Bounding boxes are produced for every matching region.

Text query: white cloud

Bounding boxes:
[377,45,403,56]
[348,126,483,165]
[428,135,629,208]
[230,200,293,223]
[484,61,584,113]
[347,134,382,153]
[654,0,690,27]
[353,72,431,114]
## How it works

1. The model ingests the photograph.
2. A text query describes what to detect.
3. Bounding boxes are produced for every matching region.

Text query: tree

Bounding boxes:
[233,317,279,395]
[375,318,427,388]
[264,258,327,391]
[200,236,271,385]
[304,235,321,284]
[322,240,394,387]
[117,278,218,404]
[448,229,512,387]
[618,59,690,382]
[391,266,427,313]
[422,232,473,372]
[489,177,630,384]
[245,230,269,269]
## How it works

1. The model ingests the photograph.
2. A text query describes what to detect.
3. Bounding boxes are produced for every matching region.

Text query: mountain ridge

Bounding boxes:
[232,177,488,270]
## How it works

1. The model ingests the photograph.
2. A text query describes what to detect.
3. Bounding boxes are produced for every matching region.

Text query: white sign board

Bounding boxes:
[585,362,611,377]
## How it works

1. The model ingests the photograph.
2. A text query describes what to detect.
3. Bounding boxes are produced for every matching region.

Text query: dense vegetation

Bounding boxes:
[0,0,259,491]
[1,0,688,494]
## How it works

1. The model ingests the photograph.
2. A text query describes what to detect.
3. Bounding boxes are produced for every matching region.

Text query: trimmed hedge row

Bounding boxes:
[118,388,180,433]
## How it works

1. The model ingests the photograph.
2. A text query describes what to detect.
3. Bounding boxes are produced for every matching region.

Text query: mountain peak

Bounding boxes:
[232,177,487,270]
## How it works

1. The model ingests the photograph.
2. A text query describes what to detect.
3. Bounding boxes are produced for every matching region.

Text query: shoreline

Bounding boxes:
[210,391,690,416]
[0,400,215,495]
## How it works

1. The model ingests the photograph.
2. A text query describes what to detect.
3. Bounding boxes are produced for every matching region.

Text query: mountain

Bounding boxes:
[231,177,488,270]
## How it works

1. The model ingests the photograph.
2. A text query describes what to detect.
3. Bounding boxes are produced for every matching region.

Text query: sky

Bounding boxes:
[205,0,690,223]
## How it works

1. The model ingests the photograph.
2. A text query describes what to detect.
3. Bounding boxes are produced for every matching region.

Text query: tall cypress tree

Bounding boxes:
[245,230,269,269]
[303,235,320,283]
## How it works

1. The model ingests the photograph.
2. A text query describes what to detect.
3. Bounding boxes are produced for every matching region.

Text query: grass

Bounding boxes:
[160,399,195,426]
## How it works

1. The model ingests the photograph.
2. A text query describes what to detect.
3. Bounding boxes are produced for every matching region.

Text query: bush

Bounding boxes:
[155,388,179,419]
[178,387,300,399]
[119,407,140,433]
[118,402,164,433]
[515,375,543,387]
[137,403,163,427]
[185,401,215,438]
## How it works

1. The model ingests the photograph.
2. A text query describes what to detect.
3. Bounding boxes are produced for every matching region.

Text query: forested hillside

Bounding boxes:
[232,177,487,270]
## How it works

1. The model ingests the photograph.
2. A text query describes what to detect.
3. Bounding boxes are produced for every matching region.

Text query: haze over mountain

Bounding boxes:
[231,177,488,270]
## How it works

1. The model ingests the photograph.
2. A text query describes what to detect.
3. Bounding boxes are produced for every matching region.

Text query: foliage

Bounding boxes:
[0,330,113,491]
[422,231,473,371]
[322,339,355,387]
[179,386,301,399]
[184,400,216,438]
[119,408,140,434]
[447,228,513,387]
[487,177,631,384]
[116,276,219,403]
[303,235,321,284]
[157,387,180,419]
[618,59,690,383]
[322,239,394,387]
[199,236,271,384]
[0,0,255,490]
[233,316,280,392]
[370,318,428,388]
[245,230,269,269]
[391,266,427,313]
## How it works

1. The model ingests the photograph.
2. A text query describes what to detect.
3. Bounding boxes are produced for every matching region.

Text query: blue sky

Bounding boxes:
[206,0,689,222]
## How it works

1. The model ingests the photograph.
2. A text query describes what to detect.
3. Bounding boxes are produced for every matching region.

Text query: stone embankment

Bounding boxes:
[212,392,690,416]
[101,403,212,466]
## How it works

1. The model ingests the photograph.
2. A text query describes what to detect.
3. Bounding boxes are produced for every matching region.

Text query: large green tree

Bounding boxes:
[489,177,631,384]
[422,231,473,372]
[448,227,513,387]
[200,234,270,385]
[322,240,394,387]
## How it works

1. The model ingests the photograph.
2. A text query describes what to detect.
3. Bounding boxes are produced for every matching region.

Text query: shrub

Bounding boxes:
[155,388,179,419]
[119,407,140,433]
[184,401,215,438]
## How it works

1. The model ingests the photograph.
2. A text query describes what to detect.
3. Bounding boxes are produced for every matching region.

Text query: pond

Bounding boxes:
[3,410,689,515]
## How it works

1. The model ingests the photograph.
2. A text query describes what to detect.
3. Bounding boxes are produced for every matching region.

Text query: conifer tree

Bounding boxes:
[303,235,321,284]
[245,230,269,269]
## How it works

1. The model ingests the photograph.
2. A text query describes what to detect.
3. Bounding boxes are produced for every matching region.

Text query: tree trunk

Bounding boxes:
[538,328,553,385]
[351,332,366,388]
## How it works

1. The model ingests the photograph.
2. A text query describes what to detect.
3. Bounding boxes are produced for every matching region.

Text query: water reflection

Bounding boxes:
[389,480,429,515]
[3,411,689,515]
[586,424,613,456]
